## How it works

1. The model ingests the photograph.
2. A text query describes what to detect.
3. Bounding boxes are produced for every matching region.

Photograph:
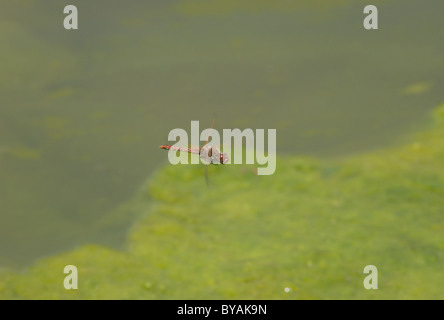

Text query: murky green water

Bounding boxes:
[1,0,443,266]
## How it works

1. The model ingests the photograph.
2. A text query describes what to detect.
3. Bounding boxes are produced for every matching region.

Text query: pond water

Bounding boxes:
[0,0,443,266]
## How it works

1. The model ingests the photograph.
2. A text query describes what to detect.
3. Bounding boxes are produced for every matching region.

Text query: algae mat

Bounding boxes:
[1,103,443,299]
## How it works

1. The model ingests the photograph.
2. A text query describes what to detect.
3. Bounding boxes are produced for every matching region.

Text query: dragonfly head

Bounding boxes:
[220,153,229,165]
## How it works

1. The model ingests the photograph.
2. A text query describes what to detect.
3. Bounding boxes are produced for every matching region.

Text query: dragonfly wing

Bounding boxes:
[204,165,210,187]
[205,114,217,146]
[203,114,217,187]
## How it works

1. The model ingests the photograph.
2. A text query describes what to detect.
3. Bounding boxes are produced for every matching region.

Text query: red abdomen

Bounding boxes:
[159,145,200,154]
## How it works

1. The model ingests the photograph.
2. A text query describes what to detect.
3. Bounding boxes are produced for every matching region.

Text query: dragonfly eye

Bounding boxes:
[221,153,229,164]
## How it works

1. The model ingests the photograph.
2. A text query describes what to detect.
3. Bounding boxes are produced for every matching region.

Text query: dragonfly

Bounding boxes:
[159,116,229,186]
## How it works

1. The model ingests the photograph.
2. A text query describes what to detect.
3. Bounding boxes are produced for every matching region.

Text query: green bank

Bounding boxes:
[1,102,443,299]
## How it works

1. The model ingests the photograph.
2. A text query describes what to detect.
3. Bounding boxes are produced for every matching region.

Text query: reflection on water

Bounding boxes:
[0,0,443,266]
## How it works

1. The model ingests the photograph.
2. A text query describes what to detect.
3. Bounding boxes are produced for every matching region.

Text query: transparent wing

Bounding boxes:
[203,114,217,187]
[204,165,210,187]
[205,113,217,146]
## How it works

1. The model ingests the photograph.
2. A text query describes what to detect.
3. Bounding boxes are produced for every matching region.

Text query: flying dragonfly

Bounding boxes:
[159,116,229,186]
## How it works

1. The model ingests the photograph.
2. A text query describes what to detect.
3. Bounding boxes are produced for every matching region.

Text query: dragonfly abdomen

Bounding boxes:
[159,145,201,154]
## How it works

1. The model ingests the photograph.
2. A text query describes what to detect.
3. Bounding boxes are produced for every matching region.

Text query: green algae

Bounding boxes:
[173,0,355,16]
[1,102,443,299]
[9,147,42,160]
